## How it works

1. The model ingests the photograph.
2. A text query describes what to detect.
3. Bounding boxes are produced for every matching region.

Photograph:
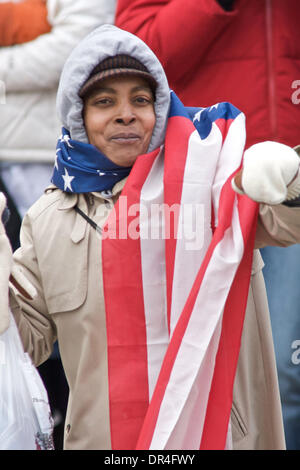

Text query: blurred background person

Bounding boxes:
[0,0,51,46]
[115,0,300,449]
[0,0,52,249]
[0,0,117,448]
[0,0,116,249]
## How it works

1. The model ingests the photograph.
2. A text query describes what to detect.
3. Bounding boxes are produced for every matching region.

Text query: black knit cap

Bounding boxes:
[79,54,157,99]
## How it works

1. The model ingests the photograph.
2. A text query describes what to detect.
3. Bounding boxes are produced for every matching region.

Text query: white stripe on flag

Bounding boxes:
[169,128,222,335]
[139,148,169,400]
[163,316,224,450]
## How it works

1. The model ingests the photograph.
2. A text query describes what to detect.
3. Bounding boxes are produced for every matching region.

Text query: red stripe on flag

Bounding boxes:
[215,118,234,142]
[102,149,159,450]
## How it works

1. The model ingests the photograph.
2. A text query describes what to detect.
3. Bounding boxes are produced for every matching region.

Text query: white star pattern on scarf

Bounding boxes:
[60,133,74,149]
[62,167,75,192]
[55,149,61,170]
[97,170,119,177]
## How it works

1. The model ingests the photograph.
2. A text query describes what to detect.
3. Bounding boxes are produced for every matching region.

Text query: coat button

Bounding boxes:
[66,424,71,433]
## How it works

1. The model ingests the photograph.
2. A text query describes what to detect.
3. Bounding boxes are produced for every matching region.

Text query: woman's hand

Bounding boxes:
[232,142,300,205]
[0,193,37,334]
[0,193,13,333]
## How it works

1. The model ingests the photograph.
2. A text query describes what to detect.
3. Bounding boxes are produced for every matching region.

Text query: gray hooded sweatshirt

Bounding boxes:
[56,24,171,152]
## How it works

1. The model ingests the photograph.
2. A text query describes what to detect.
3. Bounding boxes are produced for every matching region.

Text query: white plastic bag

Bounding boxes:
[0,313,54,450]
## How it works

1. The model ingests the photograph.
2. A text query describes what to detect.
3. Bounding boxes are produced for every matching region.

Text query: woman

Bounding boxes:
[1,25,300,450]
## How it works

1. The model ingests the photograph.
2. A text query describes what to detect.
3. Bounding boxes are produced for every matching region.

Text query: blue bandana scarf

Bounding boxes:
[51,128,132,193]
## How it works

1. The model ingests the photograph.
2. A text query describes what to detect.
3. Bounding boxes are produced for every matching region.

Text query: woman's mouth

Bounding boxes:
[110,133,141,144]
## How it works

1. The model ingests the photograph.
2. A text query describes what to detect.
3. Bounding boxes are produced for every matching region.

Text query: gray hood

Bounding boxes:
[56,24,170,152]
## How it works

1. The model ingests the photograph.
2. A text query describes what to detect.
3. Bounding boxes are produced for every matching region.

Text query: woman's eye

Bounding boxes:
[94,97,112,105]
[134,96,152,105]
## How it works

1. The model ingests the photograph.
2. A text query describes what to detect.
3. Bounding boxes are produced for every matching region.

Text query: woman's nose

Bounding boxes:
[115,102,136,125]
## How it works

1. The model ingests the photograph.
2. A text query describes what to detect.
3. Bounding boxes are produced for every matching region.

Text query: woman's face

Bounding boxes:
[83,75,156,167]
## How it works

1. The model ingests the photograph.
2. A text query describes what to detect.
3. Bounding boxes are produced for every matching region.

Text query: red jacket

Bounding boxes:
[116,0,300,148]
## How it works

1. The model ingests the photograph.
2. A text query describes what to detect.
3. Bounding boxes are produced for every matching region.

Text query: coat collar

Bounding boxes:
[46,178,127,243]
[51,177,128,211]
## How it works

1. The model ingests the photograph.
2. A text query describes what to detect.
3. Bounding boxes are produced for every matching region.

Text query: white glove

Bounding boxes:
[232,141,300,205]
[0,193,36,334]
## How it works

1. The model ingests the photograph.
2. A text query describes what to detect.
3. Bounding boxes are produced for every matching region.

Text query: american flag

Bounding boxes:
[102,92,259,450]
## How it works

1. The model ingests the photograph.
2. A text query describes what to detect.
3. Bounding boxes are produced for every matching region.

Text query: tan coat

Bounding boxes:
[9,182,300,450]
